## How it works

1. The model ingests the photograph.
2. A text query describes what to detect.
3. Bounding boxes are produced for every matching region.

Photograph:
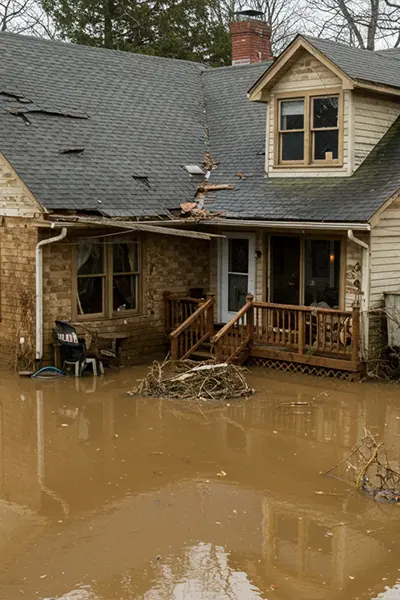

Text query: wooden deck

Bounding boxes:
[164,293,361,374]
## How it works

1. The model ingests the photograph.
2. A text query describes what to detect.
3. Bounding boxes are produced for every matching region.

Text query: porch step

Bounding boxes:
[190,349,213,360]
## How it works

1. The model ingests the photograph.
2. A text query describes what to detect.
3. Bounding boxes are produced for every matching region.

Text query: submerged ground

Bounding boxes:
[0,366,399,599]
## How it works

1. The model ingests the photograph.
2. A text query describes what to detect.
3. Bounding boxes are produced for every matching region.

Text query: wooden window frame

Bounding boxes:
[72,236,142,321]
[274,88,343,168]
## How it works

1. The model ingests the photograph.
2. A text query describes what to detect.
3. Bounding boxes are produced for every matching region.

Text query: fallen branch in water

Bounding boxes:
[128,359,255,402]
[322,429,400,503]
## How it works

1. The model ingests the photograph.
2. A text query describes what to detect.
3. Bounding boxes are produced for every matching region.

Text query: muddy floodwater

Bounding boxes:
[1,368,400,599]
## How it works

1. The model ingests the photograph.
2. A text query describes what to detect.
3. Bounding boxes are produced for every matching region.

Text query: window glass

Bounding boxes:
[280,99,304,130]
[77,277,104,315]
[314,130,338,160]
[281,132,304,161]
[113,241,139,273]
[304,240,340,307]
[76,241,105,315]
[313,96,338,129]
[112,242,139,312]
[77,241,104,275]
[228,239,249,274]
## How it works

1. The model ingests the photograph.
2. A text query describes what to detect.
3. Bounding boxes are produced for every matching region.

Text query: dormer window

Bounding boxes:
[276,92,341,167]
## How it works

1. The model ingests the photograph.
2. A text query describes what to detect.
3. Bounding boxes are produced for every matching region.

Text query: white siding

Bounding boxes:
[267,50,350,177]
[353,92,400,169]
[370,197,400,307]
[0,152,42,217]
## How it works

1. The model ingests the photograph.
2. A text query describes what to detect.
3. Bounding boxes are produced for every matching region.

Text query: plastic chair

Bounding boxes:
[54,321,103,377]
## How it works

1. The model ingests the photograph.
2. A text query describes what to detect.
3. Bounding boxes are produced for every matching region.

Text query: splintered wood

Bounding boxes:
[129,360,255,402]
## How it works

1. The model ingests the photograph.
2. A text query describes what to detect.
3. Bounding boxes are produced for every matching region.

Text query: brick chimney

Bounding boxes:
[230,10,273,66]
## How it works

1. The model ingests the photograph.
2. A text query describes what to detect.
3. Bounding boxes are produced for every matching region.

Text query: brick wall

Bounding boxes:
[230,20,273,65]
[42,232,211,364]
[0,218,37,367]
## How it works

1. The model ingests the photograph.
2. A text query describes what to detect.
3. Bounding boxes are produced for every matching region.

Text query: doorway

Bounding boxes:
[220,232,256,322]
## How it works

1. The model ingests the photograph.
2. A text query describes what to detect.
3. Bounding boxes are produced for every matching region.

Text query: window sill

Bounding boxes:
[273,162,343,169]
[74,310,142,322]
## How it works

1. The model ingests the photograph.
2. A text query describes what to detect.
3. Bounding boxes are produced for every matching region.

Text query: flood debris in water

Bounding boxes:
[128,359,255,401]
[323,429,400,503]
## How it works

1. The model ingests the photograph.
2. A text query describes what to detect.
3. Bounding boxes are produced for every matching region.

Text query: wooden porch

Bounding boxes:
[163,292,362,375]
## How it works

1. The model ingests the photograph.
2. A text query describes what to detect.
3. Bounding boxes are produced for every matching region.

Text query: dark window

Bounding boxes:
[280,99,304,162]
[313,96,338,128]
[304,239,341,307]
[281,132,304,161]
[312,96,339,161]
[76,242,105,316]
[112,242,140,312]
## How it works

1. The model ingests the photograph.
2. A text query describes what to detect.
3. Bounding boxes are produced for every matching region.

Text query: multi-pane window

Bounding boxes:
[75,238,141,318]
[277,93,340,165]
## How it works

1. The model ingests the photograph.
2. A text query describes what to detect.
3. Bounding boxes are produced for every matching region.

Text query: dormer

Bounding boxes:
[248,35,400,178]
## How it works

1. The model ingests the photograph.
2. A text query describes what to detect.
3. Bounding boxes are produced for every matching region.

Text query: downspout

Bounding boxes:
[347,230,370,361]
[35,227,68,361]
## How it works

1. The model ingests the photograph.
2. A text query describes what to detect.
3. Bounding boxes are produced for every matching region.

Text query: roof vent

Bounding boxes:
[132,174,150,189]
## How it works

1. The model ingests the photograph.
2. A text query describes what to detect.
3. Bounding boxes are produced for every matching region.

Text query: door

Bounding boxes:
[270,236,301,304]
[220,232,256,322]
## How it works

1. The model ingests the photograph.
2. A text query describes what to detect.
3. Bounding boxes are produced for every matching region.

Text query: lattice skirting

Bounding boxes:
[249,357,360,381]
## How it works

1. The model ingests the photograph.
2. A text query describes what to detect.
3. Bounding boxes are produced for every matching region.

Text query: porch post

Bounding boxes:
[351,305,361,366]
[246,294,254,347]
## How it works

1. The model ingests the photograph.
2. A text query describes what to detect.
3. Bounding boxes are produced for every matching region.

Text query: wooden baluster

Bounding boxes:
[206,293,215,338]
[298,311,304,354]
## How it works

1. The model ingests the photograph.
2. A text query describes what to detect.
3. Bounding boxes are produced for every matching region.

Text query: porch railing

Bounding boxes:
[213,295,360,368]
[163,292,203,334]
[169,294,215,360]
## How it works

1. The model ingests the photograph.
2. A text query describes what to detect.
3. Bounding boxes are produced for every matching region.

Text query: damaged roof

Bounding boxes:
[1,32,400,223]
[0,32,207,218]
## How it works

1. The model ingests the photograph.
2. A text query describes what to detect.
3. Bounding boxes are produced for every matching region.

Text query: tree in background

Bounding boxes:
[2,0,400,62]
[0,0,55,36]
[303,0,400,49]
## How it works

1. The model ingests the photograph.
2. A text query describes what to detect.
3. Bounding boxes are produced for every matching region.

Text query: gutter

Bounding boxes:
[35,226,68,361]
[347,230,370,360]
[204,219,371,232]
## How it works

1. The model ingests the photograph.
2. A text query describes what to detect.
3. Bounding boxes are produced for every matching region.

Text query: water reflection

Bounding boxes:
[0,370,399,599]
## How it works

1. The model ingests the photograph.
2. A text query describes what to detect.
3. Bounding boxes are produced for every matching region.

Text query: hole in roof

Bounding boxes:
[59,147,85,154]
[132,175,151,189]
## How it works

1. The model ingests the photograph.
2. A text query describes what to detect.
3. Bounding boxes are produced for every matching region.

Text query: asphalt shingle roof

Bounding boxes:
[305,35,400,89]
[204,60,400,222]
[0,32,207,217]
[1,31,400,223]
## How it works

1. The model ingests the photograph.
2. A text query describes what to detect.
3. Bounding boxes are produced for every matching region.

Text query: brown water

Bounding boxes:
[0,368,400,599]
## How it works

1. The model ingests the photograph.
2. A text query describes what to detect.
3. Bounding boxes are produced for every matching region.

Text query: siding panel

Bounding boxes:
[354,92,400,169]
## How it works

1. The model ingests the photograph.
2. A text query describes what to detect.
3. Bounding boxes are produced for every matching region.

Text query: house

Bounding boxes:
[1,14,400,377]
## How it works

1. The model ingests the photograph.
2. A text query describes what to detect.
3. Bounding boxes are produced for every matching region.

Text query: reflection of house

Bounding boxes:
[2,19,400,375]
[0,377,399,598]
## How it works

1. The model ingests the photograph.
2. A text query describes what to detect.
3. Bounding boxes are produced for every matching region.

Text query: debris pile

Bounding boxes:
[128,360,255,402]
[323,429,400,503]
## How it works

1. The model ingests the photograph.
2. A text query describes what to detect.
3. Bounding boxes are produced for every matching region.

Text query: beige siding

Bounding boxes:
[0,152,42,217]
[353,92,400,169]
[370,197,400,307]
[267,50,349,177]
[271,51,342,92]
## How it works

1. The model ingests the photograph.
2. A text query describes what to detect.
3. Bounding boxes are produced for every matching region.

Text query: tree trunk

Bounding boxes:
[104,0,114,48]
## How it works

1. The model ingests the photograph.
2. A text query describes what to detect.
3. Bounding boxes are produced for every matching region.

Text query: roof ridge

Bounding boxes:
[0,31,208,71]
[303,33,400,67]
